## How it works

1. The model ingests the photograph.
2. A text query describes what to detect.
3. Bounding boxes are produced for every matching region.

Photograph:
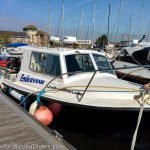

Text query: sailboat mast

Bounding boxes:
[86,12,92,40]
[121,14,132,42]
[57,0,64,46]
[137,6,144,39]
[107,3,111,45]
[93,3,96,43]
[115,0,123,42]
[148,20,150,41]
[48,0,51,47]
[80,9,83,41]
[128,14,132,46]
[62,0,64,47]
[110,0,122,42]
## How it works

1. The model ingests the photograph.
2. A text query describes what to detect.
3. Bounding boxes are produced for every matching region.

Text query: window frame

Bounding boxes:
[64,53,95,77]
[29,51,62,77]
[92,53,114,75]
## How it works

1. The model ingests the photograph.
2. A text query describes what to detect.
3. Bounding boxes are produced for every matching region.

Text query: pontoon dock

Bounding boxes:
[0,91,76,150]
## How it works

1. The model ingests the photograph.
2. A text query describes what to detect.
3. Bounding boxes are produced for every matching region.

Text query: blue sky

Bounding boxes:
[0,0,150,40]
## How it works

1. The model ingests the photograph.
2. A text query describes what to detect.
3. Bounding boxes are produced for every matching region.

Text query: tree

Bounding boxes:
[96,34,108,46]
[0,33,11,46]
[49,40,60,47]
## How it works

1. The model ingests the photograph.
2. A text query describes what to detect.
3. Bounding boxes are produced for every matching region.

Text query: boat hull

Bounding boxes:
[2,80,150,112]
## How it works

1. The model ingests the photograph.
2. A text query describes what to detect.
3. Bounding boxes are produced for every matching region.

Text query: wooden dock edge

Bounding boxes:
[0,91,76,150]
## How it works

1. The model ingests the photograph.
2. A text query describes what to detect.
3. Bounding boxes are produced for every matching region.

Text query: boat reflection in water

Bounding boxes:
[51,106,150,150]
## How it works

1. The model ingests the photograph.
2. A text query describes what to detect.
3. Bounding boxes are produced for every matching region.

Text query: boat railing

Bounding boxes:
[36,65,150,101]
[19,64,150,108]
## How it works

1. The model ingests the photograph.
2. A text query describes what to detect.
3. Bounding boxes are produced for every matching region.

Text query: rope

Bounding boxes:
[35,90,45,103]
[19,89,55,106]
[21,96,26,110]
[64,85,142,92]
[130,90,150,150]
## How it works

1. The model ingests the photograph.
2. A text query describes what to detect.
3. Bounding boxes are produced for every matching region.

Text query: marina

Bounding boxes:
[0,45,150,150]
[1,0,150,150]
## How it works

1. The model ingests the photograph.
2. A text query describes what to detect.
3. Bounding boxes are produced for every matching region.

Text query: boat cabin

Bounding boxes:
[112,46,150,84]
[114,46,150,66]
[16,46,115,89]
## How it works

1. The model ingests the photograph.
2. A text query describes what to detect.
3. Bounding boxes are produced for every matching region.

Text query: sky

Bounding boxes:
[0,0,150,41]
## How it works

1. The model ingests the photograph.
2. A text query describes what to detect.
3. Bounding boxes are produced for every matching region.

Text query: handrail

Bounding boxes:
[19,64,150,105]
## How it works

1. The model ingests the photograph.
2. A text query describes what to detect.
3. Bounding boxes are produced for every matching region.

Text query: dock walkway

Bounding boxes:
[0,91,75,150]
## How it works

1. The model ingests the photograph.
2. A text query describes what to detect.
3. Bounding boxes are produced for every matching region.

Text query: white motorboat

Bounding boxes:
[112,46,150,84]
[1,46,150,111]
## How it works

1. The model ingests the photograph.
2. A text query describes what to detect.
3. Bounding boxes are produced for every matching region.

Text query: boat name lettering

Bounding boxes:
[48,86,82,96]
[20,74,45,84]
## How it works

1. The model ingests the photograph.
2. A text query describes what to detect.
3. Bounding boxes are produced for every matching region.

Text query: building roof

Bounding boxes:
[37,30,49,35]
[0,30,28,37]
[23,25,37,30]
[5,42,28,47]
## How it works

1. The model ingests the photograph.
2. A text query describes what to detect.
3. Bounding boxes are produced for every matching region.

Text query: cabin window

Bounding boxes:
[65,54,94,76]
[30,52,61,76]
[93,54,114,74]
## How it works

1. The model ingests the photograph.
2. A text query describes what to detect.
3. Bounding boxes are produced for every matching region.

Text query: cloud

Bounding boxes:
[84,9,102,18]
[0,15,37,31]
[66,0,94,12]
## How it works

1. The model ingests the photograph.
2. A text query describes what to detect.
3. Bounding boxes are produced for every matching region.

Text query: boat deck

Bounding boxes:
[0,91,75,150]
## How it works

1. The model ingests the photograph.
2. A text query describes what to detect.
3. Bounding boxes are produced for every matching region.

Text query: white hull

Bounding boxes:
[2,76,150,111]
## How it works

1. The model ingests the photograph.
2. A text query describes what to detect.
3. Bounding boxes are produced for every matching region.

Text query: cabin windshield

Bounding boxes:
[65,53,114,76]
[65,54,94,76]
[93,54,114,74]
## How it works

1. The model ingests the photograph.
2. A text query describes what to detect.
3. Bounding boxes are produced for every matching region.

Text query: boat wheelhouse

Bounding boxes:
[1,46,150,111]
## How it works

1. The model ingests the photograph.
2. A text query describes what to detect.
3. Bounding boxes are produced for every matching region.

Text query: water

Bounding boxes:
[7,91,150,150]
[50,106,150,150]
